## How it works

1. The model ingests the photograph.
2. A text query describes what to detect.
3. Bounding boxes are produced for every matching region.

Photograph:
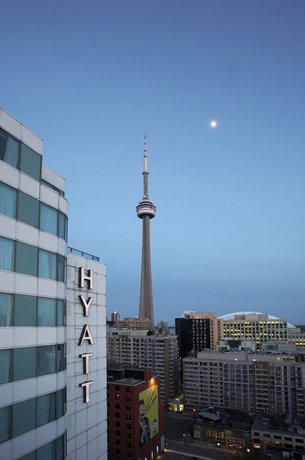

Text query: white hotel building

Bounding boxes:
[0,108,107,460]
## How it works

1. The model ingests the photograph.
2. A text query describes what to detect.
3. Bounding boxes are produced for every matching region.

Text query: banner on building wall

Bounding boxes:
[139,384,159,447]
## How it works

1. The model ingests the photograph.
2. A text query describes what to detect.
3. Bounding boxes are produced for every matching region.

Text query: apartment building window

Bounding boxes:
[0,293,65,327]
[0,344,66,384]
[0,182,68,240]
[40,203,58,234]
[0,128,19,168]
[0,182,16,218]
[0,237,14,270]
[0,237,66,281]
[0,388,66,443]
[20,144,41,181]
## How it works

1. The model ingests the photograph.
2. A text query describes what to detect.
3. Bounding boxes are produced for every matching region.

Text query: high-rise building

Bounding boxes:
[0,108,107,460]
[175,311,223,358]
[136,137,156,330]
[107,368,164,460]
[220,312,288,349]
[107,328,179,403]
[183,350,305,417]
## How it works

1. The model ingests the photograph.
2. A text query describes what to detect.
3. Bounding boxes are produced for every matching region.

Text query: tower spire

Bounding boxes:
[143,135,149,199]
[136,137,156,330]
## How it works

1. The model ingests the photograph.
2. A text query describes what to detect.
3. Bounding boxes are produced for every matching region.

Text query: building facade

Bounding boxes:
[66,251,107,460]
[0,108,107,460]
[221,313,288,349]
[175,311,223,358]
[107,368,164,460]
[107,327,179,403]
[183,350,305,417]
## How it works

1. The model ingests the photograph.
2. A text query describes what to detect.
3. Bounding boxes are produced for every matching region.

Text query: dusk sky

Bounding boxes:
[1,0,305,325]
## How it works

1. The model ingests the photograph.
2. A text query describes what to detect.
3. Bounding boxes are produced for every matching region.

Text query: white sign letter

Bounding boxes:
[79,296,93,317]
[79,325,94,345]
[79,380,93,403]
[80,353,93,374]
[79,267,93,289]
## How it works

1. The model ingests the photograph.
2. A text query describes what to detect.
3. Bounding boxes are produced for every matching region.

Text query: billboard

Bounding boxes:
[139,383,159,446]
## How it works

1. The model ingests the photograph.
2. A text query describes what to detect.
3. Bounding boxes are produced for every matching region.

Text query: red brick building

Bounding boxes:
[108,368,165,460]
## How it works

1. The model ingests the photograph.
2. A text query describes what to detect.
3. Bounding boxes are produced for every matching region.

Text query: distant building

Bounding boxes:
[183,350,305,417]
[107,327,179,403]
[107,368,164,460]
[113,316,152,329]
[217,338,256,352]
[175,311,223,358]
[220,312,288,349]
[111,311,121,322]
[288,326,305,348]
[193,408,253,452]
[252,413,305,455]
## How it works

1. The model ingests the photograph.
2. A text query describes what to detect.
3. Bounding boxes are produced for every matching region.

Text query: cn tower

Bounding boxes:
[136,136,156,330]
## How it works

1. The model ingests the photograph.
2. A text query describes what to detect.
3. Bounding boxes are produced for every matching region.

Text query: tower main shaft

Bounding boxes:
[136,137,156,329]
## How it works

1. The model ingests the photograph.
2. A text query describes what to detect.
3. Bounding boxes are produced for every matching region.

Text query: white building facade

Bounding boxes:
[0,108,107,460]
[184,350,305,417]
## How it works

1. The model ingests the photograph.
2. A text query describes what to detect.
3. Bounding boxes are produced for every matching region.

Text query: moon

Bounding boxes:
[210,120,218,128]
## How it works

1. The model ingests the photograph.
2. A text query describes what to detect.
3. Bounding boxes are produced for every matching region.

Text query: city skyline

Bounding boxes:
[1,1,305,324]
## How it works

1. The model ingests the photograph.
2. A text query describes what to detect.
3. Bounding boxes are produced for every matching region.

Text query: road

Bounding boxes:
[163,411,233,460]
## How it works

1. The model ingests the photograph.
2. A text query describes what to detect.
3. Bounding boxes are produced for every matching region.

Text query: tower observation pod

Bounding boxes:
[136,136,156,330]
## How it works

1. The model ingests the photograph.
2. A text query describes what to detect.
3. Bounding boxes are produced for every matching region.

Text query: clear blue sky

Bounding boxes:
[1,0,305,325]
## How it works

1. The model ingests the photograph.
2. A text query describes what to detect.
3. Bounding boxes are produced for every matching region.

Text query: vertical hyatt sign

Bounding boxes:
[67,251,107,460]
[78,267,94,403]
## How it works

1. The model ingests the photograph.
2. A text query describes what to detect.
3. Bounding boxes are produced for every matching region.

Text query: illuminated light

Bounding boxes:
[210,120,218,128]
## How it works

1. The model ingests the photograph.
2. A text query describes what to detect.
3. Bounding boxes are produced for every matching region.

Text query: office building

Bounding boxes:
[107,368,164,460]
[175,311,223,358]
[220,312,288,349]
[107,327,179,403]
[183,350,305,417]
[0,108,107,460]
[287,326,305,347]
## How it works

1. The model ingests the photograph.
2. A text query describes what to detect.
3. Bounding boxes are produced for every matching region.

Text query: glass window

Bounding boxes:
[56,434,66,460]
[12,398,36,437]
[57,255,65,282]
[0,128,19,168]
[39,249,56,280]
[0,182,17,218]
[15,295,36,326]
[18,452,35,460]
[37,345,56,376]
[17,191,39,227]
[20,143,41,181]
[38,297,56,326]
[57,300,65,326]
[0,405,10,442]
[36,439,56,460]
[58,212,66,240]
[13,347,36,381]
[0,293,13,326]
[37,392,56,426]
[40,203,58,235]
[0,236,14,271]
[15,241,38,276]
[56,388,66,418]
[56,344,66,372]
[0,350,11,384]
